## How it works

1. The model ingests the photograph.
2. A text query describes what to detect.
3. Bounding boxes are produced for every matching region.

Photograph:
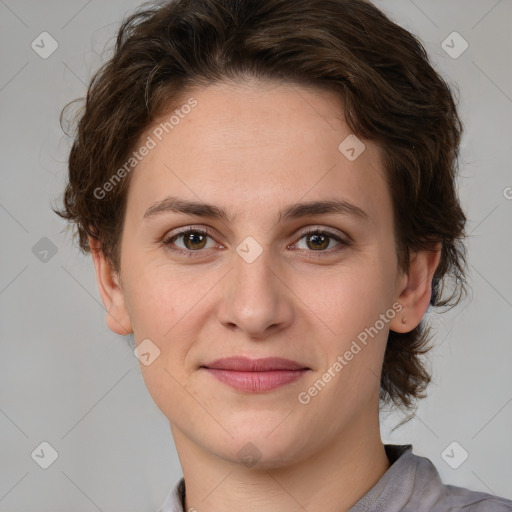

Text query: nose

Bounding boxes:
[217,246,294,339]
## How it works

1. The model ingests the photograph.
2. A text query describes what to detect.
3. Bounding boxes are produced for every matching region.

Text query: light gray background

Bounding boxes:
[1,1,511,511]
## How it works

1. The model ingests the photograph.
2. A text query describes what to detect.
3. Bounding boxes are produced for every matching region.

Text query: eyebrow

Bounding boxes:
[142,195,369,224]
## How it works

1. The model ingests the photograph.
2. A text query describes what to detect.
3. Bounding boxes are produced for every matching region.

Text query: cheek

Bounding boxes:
[308,262,392,336]
[301,257,394,399]
[123,263,210,381]
[125,269,196,419]
[122,258,187,335]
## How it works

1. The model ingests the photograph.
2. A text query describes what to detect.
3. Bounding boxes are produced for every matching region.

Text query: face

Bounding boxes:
[97,79,416,468]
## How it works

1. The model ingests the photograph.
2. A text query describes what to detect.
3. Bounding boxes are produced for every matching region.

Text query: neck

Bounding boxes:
[171,406,390,512]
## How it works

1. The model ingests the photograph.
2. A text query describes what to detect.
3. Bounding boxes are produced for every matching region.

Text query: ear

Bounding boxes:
[389,242,442,333]
[88,236,133,336]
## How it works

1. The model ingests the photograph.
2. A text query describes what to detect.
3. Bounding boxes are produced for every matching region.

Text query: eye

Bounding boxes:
[162,226,350,257]
[292,228,349,253]
[163,227,218,256]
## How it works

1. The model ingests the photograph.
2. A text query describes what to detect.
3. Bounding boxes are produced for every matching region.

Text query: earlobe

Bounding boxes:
[88,236,133,336]
[389,243,442,333]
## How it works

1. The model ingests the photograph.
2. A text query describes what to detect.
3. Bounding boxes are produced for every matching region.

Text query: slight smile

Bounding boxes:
[200,357,311,392]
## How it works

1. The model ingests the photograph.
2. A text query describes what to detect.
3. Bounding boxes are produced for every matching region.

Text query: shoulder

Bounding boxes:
[350,444,512,512]
[402,447,512,511]
[434,482,512,511]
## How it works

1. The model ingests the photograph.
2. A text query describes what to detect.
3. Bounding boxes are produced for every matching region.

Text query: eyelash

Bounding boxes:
[162,226,351,258]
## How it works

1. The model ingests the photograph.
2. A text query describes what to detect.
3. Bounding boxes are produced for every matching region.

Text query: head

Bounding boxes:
[54,0,467,465]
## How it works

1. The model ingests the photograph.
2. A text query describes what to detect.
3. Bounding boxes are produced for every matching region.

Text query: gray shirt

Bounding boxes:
[157,444,512,511]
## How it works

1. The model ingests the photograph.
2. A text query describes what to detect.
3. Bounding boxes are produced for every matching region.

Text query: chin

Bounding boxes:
[209,427,313,470]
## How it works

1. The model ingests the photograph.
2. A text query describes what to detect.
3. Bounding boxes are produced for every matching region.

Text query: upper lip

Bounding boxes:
[202,356,309,371]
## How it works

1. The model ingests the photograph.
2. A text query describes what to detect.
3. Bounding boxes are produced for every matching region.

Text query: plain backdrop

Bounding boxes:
[1,1,511,511]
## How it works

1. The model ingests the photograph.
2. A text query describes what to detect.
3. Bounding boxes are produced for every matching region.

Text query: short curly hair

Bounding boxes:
[53,0,468,415]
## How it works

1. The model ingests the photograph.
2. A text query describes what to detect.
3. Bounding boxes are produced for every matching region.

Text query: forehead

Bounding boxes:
[125,80,391,228]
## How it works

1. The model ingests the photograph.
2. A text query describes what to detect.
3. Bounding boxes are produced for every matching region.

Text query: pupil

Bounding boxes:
[309,234,328,250]
[187,232,205,249]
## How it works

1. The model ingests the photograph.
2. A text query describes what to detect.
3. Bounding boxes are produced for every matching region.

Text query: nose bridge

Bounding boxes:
[218,240,292,336]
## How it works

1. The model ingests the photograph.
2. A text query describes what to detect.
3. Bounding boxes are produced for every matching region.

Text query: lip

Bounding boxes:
[203,356,308,371]
[201,357,310,392]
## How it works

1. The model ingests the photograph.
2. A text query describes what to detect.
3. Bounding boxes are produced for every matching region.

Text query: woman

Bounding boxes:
[54,0,512,510]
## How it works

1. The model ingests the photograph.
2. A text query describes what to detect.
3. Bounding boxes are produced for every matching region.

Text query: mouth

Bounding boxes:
[200,356,310,392]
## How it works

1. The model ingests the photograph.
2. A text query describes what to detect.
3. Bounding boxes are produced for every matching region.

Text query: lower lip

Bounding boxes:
[203,368,308,392]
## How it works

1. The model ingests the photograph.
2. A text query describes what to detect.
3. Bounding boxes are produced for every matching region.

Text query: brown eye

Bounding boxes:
[294,229,347,252]
[304,232,330,250]
[163,228,216,254]
[181,231,208,250]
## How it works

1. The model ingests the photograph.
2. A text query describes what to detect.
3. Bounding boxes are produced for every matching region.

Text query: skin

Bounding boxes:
[90,78,441,512]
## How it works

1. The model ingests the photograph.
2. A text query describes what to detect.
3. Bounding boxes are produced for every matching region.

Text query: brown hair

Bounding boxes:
[53,0,468,415]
